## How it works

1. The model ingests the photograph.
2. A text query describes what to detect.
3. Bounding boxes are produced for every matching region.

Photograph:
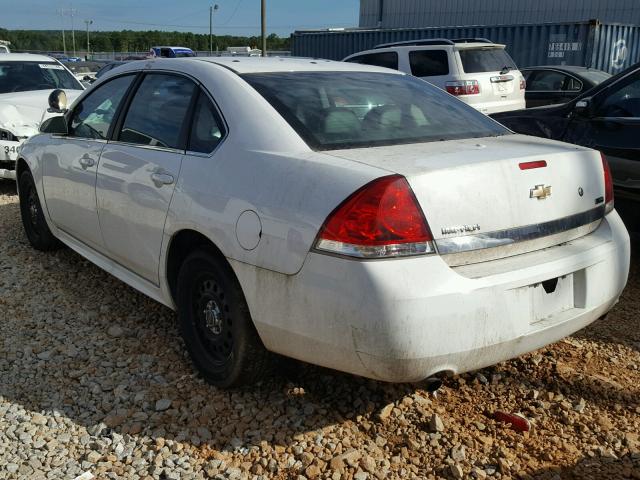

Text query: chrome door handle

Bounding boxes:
[150,172,175,187]
[79,156,96,169]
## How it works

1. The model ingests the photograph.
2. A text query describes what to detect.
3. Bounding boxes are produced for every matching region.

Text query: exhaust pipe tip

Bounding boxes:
[424,376,443,393]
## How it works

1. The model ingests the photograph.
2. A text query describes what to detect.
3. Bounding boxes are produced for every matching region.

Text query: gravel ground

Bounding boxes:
[0,181,639,480]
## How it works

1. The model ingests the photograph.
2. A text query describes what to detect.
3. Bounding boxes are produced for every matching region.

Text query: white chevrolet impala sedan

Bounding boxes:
[17,57,630,387]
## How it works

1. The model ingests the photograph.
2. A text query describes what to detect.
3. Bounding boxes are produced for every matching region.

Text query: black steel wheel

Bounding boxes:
[18,170,62,251]
[176,249,271,387]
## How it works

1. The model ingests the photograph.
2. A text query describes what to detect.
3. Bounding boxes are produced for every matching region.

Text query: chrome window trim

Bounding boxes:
[104,139,184,154]
[436,206,605,256]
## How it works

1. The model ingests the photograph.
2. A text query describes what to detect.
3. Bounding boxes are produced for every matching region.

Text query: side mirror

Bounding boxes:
[574,97,594,117]
[40,115,68,135]
[48,89,68,113]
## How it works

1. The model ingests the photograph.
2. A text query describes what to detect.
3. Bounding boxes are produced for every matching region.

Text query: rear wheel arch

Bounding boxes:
[166,229,233,303]
[166,230,272,386]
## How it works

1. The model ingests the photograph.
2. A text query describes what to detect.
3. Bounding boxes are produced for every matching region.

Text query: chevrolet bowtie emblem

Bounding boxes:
[530,184,552,200]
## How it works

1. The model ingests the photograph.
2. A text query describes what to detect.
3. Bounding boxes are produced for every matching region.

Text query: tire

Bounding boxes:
[176,249,271,387]
[18,170,62,251]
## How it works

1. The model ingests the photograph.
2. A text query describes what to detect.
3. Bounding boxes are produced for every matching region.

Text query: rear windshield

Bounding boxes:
[458,48,517,74]
[0,61,82,93]
[580,70,611,85]
[174,50,195,58]
[243,72,509,151]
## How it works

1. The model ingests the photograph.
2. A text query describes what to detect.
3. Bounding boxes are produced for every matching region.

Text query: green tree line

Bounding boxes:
[0,28,290,53]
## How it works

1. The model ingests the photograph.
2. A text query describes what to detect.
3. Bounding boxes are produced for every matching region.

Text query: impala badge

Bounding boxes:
[530,184,552,200]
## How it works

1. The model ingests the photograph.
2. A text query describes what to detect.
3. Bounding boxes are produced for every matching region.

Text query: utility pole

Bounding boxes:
[58,7,77,56]
[209,4,218,56]
[57,9,67,55]
[84,20,93,59]
[70,7,77,57]
[261,0,266,57]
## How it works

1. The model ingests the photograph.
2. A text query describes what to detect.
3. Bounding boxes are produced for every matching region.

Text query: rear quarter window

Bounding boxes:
[409,50,449,77]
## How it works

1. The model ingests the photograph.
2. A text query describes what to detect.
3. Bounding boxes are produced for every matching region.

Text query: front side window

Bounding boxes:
[0,61,83,94]
[346,52,399,70]
[118,74,196,149]
[598,73,640,118]
[527,70,568,91]
[69,74,135,139]
[409,50,449,77]
[244,72,509,150]
[458,48,517,74]
[188,92,225,153]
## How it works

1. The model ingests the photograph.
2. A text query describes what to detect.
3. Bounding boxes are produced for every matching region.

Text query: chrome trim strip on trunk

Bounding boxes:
[436,206,605,256]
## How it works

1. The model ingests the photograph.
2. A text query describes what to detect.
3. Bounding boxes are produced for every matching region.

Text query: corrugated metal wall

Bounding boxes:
[359,0,640,28]
[291,22,640,74]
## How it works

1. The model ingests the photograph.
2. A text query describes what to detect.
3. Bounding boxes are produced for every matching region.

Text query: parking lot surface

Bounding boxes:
[0,182,638,480]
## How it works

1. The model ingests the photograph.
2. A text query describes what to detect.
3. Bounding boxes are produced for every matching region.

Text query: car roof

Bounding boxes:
[522,65,606,73]
[454,42,505,49]
[374,42,505,50]
[344,42,505,59]
[0,53,58,62]
[202,56,406,74]
[117,57,405,75]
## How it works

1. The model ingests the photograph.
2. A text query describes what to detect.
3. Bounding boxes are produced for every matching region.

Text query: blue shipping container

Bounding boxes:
[359,0,640,29]
[291,21,640,74]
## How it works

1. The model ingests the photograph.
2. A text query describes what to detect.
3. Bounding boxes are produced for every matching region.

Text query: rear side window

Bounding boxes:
[118,73,196,149]
[459,48,517,73]
[346,52,398,70]
[409,50,449,77]
[188,92,225,153]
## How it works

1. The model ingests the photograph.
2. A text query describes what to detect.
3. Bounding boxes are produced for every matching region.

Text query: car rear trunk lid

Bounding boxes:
[326,135,606,265]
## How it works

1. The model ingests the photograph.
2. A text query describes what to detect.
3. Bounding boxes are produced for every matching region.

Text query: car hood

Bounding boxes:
[0,89,82,137]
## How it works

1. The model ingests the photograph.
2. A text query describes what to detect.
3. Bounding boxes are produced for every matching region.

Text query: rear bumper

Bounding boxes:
[471,99,526,115]
[232,211,630,382]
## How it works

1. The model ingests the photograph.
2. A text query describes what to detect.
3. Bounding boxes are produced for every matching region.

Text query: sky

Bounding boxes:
[0,0,360,36]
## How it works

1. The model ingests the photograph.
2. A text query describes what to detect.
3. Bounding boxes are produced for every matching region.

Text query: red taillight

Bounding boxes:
[445,80,480,96]
[519,77,526,90]
[315,175,435,258]
[601,152,614,213]
[519,160,547,170]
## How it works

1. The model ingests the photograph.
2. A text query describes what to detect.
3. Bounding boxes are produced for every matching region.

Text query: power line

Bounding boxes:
[91,17,352,30]
[218,0,245,26]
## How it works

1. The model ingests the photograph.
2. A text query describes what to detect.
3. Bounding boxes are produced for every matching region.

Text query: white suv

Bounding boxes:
[344,38,526,114]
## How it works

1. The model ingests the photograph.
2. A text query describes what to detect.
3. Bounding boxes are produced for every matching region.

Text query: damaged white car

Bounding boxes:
[0,54,83,179]
[16,58,630,388]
